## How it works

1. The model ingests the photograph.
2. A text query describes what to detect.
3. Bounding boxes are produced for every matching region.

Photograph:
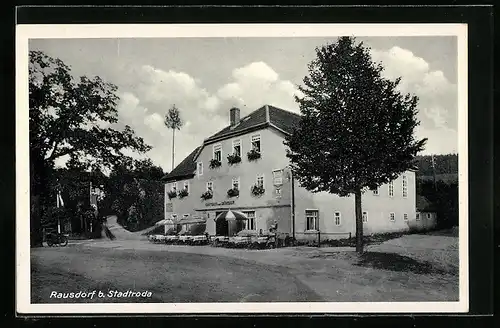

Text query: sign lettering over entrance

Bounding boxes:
[205,200,235,207]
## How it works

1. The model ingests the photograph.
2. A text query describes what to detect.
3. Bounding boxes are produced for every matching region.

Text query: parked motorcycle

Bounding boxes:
[46,231,68,247]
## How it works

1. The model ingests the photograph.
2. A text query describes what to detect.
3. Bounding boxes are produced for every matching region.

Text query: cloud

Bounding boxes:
[113,61,303,171]
[110,48,457,172]
[216,62,303,116]
[371,46,457,155]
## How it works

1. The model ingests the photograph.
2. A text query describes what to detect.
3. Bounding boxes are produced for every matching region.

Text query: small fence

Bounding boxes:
[294,231,353,247]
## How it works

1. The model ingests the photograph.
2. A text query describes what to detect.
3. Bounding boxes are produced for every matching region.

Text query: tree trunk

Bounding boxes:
[30,153,46,247]
[354,188,364,254]
[171,128,175,171]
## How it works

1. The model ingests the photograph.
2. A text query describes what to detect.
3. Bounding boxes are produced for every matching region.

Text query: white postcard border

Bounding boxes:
[16,23,469,314]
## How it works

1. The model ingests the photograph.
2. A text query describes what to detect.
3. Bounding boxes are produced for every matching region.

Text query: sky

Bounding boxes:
[30,36,459,173]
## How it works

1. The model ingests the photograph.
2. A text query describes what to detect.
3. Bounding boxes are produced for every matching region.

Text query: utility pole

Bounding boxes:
[431,154,437,191]
[172,128,175,171]
[56,187,61,234]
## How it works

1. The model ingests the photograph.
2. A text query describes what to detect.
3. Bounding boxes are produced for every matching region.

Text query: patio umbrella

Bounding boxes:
[178,218,206,225]
[215,210,248,221]
[155,218,175,226]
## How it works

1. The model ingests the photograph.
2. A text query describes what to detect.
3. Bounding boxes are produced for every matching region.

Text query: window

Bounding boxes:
[388,181,394,197]
[427,213,431,219]
[171,182,177,192]
[171,214,178,220]
[306,210,319,230]
[242,211,256,230]
[416,213,421,221]
[334,212,341,226]
[402,175,408,198]
[256,174,264,188]
[213,144,222,161]
[183,181,189,193]
[232,177,240,190]
[232,139,241,157]
[389,212,395,222]
[404,213,408,221]
[197,162,203,176]
[362,211,368,223]
[272,169,283,185]
[206,181,213,192]
[372,187,379,196]
[251,134,261,153]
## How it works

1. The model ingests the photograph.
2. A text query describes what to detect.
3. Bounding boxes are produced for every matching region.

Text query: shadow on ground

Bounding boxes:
[354,252,450,275]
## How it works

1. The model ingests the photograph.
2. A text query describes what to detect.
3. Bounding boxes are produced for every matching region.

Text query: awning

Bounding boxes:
[155,219,175,226]
[177,218,207,225]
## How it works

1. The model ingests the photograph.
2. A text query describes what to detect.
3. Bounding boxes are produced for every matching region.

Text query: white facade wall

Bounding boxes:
[165,127,422,239]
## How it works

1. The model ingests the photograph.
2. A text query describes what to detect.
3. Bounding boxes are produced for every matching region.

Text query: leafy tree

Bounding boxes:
[29,50,151,246]
[164,105,183,171]
[101,158,164,231]
[285,37,427,253]
[417,180,458,229]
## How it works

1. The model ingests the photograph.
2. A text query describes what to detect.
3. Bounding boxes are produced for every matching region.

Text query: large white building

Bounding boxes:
[162,104,431,241]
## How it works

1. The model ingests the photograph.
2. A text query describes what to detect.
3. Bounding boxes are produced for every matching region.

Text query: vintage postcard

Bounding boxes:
[16,23,468,314]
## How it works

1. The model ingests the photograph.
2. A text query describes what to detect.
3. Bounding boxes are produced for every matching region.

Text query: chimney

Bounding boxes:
[230,107,240,127]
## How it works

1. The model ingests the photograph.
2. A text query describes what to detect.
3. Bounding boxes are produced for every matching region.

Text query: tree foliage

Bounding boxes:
[164,104,183,131]
[100,159,165,231]
[415,154,458,177]
[29,50,151,171]
[284,37,427,253]
[29,50,152,246]
[417,180,459,229]
[285,37,426,196]
[164,104,183,171]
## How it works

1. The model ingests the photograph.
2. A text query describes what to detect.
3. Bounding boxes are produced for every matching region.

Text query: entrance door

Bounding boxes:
[215,211,228,236]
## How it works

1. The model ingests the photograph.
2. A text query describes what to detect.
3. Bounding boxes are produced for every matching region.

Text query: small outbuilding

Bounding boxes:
[415,195,438,231]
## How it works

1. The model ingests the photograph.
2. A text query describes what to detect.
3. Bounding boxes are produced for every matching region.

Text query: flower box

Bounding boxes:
[167,190,177,200]
[251,185,265,196]
[227,188,240,198]
[201,190,213,200]
[247,149,261,161]
[227,153,241,165]
[178,189,189,199]
[209,158,222,169]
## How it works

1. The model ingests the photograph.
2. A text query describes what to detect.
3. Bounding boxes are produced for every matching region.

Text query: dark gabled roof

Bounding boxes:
[161,146,201,182]
[268,105,301,134]
[416,195,437,212]
[164,105,301,182]
[205,105,268,143]
[204,104,301,144]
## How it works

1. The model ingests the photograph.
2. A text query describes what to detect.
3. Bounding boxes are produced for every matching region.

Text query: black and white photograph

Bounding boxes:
[16,23,468,314]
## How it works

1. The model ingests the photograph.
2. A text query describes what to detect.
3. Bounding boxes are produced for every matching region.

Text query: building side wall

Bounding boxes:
[164,125,424,239]
[293,170,418,240]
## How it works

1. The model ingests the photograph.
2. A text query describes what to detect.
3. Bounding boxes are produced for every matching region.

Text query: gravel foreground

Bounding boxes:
[31,232,459,303]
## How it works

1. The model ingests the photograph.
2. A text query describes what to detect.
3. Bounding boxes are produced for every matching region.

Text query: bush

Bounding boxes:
[178,188,189,199]
[227,154,241,165]
[201,190,213,200]
[247,149,261,161]
[167,190,177,199]
[209,159,221,169]
[250,184,265,196]
[227,188,239,198]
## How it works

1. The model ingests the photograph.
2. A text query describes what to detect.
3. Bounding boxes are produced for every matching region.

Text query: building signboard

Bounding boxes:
[205,200,235,207]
